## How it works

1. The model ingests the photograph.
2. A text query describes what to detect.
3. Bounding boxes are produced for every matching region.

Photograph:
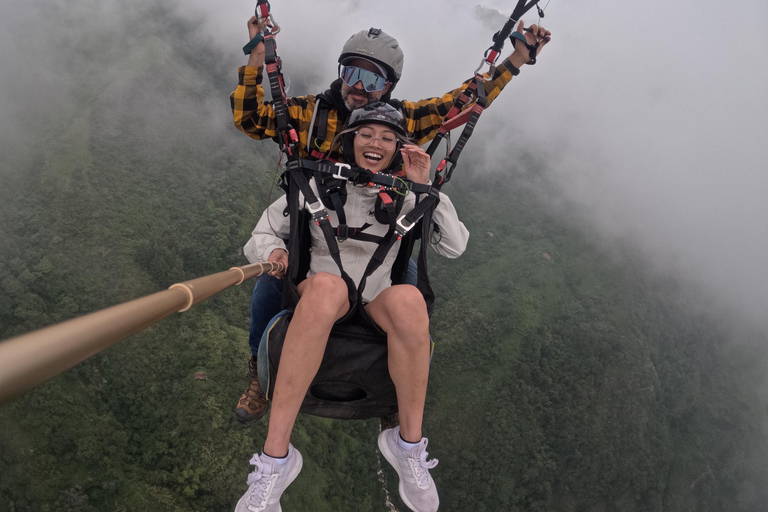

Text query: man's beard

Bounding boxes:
[341,89,372,111]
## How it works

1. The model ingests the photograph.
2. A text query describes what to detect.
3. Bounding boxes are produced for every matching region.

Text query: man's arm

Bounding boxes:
[401,22,551,146]
[230,16,317,146]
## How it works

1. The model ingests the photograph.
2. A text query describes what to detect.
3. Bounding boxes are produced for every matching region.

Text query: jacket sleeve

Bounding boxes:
[429,192,470,259]
[230,66,317,148]
[243,194,291,263]
[400,58,517,146]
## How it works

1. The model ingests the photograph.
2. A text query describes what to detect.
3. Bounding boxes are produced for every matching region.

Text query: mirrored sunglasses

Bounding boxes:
[340,65,388,92]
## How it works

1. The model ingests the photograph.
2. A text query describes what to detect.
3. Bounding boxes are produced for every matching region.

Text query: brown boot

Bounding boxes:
[235,355,269,424]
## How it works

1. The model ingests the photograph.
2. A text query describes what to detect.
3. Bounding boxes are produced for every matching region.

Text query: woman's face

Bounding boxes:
[353,123,398,173]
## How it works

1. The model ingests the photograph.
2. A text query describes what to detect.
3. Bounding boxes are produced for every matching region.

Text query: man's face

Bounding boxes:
[340,58,392,111]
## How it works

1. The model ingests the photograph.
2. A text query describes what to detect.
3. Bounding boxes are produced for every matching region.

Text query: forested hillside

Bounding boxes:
[2,2,767,511]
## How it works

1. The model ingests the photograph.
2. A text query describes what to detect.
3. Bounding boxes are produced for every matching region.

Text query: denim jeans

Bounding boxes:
[248,259,419,356]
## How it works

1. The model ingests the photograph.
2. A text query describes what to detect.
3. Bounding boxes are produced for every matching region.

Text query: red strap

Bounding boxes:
[378,190,394,205]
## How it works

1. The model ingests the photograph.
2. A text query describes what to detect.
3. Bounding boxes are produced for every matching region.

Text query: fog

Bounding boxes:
[159,0,768,331]
[2,0,767,331]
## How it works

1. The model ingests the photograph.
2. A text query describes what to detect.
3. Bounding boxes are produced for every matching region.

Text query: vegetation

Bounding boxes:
[1,2,767,511]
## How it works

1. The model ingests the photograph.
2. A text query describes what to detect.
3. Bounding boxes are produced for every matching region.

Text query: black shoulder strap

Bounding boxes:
[309,93,332,160]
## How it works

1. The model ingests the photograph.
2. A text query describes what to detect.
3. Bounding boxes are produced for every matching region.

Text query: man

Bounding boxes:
[230,16,551,424]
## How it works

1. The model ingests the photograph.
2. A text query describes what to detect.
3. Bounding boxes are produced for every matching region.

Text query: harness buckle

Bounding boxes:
[333,163,351,180]
[395,216,416,238]
[307,201,329,223]
[337,224,349,241]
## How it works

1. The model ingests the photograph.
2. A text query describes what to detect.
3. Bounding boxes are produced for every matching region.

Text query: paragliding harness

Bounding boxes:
[249,0,546,419]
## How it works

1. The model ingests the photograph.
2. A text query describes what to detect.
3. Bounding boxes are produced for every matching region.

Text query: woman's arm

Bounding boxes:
[244,195,291,264]
[401,144,469,258]
[430,194,469,259]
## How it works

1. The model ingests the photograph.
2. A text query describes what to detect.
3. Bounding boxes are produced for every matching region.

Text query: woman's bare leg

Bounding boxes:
[365,285,431,442]
[263,272,349,456]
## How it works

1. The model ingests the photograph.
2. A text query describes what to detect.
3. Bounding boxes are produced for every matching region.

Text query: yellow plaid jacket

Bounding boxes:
[230,59,517,160]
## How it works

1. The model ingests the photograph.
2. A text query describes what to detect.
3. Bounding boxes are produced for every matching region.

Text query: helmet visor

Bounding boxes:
[340,66,388,92]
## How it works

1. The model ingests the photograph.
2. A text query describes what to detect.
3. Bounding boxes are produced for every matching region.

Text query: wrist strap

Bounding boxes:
[243,33,264,55]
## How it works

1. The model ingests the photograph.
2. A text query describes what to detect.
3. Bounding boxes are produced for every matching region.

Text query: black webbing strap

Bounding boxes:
[394,189,441,239]
[378,190,398,228]
[310,102,330,159]
[484,0,543,67]
[425,78,481,159]
[433,75,487,189]
[287,167,358,313]
[415,208,436,316]
[285,159,433,196]
[421,0,543,189]
[355,189,440,328]
[328,191,347,236]
[333,223,383,244]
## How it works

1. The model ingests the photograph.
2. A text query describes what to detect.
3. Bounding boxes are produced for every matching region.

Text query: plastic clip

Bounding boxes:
[333,163,351,180]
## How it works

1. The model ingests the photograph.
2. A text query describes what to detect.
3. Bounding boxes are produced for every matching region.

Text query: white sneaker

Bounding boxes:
[378,426,439,512]
[234,444,303,512]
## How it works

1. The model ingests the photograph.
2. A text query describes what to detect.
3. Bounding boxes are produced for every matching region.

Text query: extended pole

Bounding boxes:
[0,261,283,406]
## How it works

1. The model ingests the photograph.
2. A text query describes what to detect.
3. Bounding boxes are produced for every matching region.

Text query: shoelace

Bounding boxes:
[411,439,439,488]
[246,454,275,508]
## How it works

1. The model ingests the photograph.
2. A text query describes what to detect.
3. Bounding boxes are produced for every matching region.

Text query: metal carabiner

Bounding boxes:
[473,54,497,80]
[268,15,281,36]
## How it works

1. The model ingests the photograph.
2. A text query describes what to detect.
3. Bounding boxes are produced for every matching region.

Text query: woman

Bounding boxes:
[237,102,468,512]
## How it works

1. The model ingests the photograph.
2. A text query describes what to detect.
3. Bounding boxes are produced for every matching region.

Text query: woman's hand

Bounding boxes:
[401,144,431,185]
[267,248,288,278]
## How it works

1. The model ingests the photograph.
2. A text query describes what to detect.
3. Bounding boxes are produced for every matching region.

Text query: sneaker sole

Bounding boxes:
[377,430,421,512]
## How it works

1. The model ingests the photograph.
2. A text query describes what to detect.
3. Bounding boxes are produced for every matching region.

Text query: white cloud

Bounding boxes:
[2,0,767,329]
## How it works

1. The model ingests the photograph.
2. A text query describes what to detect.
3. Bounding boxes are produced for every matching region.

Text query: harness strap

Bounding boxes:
[333,224,384,243]
[355,189,440,329]
[425,78,480,159]
[285,159,433,195]
[510,31,540,65]
[263,35,299,159]
[329,191,348,239]
[483,0,543,68]
[308,96,331,159]
[433,75,487,190]
[395,189,441,239]
[378,190,398,228]
[288,167,358,311]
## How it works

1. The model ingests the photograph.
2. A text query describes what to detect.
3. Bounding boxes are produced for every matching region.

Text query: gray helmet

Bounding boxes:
[347,101,406,136]
[339,28,404,83]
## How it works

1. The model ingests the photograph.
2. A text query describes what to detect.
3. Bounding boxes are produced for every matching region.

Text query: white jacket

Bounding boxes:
[244,180,469,303]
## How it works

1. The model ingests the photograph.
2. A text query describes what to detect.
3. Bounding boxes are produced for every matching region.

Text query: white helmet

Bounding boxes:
[338,28,404,83]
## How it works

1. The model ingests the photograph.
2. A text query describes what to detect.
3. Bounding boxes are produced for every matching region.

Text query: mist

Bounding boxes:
[2,0,767,332]
[177,0,768,332]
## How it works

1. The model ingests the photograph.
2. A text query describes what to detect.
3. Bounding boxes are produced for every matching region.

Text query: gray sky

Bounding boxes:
[190,0,768,330]
[2,0,767,331]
